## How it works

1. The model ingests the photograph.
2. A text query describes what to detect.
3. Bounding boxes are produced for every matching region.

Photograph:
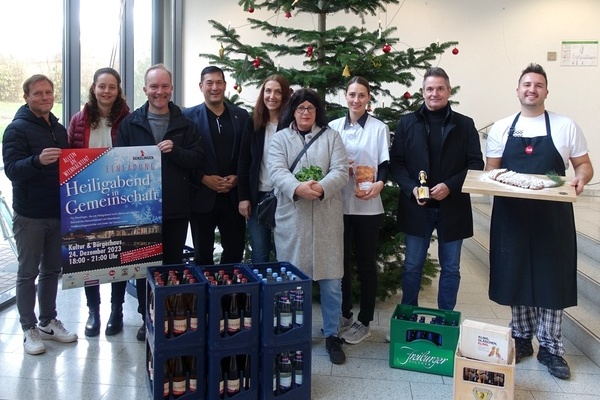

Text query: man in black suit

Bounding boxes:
[184,66,250,265]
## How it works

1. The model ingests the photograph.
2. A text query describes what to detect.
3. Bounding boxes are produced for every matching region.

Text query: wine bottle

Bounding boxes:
[242,354,251,390]
[219,358,225,399]
[243,293,252,331]
[226,355,240,396]
[172,292,187,336]
[187,355,197,393]
[416,170,430,202]
[164,358,173,399]
[272,356,278,395]
[172,356,186,398]
[294,293,304,326]
[293,350,303,386]
[279,296,292,332]
[188,292,198,332]
[227,293,241,335]
[279,352,293,393]
[273,296,279,334]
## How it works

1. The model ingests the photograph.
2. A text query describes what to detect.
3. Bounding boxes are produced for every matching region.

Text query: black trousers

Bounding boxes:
[190,195,246,265]
[137,217,189,317]
[341,213,384,326]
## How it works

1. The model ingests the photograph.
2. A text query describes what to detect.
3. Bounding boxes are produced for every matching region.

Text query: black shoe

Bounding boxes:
[537,346,571,379]
[514,337,533,363]
[326,335,346,364]
[84,308,100,337]
[105,305,123,336]
[136,323,146,341]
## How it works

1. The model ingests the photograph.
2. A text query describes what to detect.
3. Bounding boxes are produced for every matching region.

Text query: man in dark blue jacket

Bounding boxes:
[3,74,78,355]
[116,64,202,340]
[183,66,249,265]
[390,67,484,312]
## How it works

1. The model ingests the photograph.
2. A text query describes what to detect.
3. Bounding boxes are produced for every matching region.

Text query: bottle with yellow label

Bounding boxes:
[417,170,430,202]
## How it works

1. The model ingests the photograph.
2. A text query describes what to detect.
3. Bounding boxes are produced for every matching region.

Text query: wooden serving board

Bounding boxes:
[462,170,576,203]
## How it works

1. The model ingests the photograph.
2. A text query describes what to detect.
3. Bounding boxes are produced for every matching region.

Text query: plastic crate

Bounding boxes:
[206,344,259,400]
[146,341,205,400]
[197,264,260,350]
[260,341,311,400]
[248,262,312,346]
[389,304,461,377]
[453,341,515,400]
[146,264,207,350]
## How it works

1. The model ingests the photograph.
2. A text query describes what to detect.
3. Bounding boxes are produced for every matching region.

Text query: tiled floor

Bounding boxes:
[0,196,599,400]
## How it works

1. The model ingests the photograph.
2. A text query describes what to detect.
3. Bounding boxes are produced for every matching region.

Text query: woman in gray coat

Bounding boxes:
[268,88,349,364]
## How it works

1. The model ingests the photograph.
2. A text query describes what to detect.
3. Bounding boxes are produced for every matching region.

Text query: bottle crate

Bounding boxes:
[248,262,312,346]
[197,264,260,350]
[453,340,515,399]
[146,341,205,400]
[206,344,259,399]
[389,304,461,377]
[260,341,311,400]
[146,264,207,351]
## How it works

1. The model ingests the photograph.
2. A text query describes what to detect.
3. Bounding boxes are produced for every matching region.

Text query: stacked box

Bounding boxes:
[460,319,512,364]
[145,264,207,399]
[198,264,260,349]
[389,304,461,377]
[206,345,260,399]
[146,342,205,400]
[145,264,207,349]
[453,339,515,400]
[260,341,312,400]
[248,262,312,346]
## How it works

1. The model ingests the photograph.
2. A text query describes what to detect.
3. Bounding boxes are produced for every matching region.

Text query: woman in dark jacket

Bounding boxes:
[237,74,291,262]
[67,67,130,337]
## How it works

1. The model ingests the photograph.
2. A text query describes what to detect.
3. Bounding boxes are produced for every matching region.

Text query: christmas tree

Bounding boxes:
[202,0,455,301]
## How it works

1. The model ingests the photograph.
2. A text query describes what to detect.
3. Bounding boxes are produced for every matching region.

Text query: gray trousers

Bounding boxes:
[13,214,61,330]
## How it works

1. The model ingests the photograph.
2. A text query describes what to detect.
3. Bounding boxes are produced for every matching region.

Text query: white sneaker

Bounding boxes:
[24,327,46,355]
[341,321,372,344]
[385,332,391,342]
[38,319,78,343]
[339,314,354,334]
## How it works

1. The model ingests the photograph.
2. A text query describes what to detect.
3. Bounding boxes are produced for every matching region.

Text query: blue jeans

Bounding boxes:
[319,279,342,337]
[247,211,274,263]
[401,208,463,311]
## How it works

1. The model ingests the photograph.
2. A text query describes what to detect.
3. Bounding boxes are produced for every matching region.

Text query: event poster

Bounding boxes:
[59,146,162,289]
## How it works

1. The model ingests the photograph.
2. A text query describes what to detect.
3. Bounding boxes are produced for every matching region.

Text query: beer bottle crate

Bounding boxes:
[248,262,312,346]
[197,264,260,350]
[146,341,205,400]
[389,304,461,377]
[206,344,259,399]
[260,341,311,400]
[145,264,207,351]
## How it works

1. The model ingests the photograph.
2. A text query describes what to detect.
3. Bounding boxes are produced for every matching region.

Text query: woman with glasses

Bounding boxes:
[329,77,390,345]
[237,75,291,262]
[268,88,349,364]
[67,67,130,337]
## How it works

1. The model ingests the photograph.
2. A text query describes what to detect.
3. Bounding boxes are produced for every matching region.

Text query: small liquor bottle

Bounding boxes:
[416,170,430,202]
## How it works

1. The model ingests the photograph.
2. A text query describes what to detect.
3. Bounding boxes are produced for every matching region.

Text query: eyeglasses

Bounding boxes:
[296,106,316,114]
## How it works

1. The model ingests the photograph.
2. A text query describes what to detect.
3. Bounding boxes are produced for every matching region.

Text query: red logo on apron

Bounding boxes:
[525,145,533,155]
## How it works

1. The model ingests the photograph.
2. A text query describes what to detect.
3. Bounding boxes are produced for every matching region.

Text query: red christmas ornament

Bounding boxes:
[285,11,292,18]
[253,56,260,69]
[382,43,392,53]
[452,47,459,55]
[403,91,411,99]
[306,45,313,58]
[247,6,254,13]
[233,83,239,90]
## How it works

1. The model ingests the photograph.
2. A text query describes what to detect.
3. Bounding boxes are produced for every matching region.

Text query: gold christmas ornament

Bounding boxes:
[342,64,351,77]
[218,43,225,59]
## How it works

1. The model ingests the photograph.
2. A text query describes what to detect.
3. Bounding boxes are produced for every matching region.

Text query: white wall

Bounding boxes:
[182,0,600,176]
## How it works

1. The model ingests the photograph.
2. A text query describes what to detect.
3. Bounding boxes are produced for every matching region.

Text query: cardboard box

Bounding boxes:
[453,340,515,400]
[460,319,511,364]
[389,305,461,377]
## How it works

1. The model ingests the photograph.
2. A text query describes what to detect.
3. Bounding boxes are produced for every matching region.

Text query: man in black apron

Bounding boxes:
[485,64,593,380]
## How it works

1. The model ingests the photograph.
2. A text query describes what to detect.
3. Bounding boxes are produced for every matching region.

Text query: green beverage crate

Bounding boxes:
[389,304,461,377]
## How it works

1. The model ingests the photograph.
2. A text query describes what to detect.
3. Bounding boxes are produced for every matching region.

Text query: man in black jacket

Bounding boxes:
[183,66,249,265]
[390,67,484,311]
[3,74,78,355]
[116,64,202,340]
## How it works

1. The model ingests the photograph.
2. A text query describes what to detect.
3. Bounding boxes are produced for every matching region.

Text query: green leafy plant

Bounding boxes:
[295,165,324,182]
